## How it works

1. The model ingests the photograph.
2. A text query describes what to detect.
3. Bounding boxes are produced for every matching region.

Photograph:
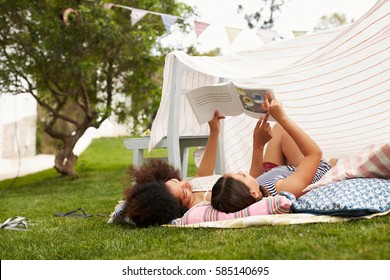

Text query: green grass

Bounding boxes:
[0,136,389,260]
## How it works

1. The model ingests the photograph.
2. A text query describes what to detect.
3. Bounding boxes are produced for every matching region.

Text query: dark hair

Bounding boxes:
[211,176,257,213]
[123,159,186,227]
[126,159,182,185]
[124,181,187,227]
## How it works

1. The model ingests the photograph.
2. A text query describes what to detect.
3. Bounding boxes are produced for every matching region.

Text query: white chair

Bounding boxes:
[124,56,225,178]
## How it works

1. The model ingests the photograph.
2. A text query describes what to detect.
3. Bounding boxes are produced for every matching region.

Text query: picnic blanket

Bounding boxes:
[167,210,390,228]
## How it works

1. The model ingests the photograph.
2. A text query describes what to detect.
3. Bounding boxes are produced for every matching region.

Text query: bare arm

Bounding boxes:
[195,111,225,177]
[263,94,322,198]
[249,113,272,178]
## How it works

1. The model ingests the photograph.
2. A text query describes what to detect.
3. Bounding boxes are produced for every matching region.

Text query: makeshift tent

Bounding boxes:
[149,0,390,174]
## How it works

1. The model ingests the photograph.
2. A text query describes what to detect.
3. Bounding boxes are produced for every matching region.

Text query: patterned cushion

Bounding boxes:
[283,178,390,217]
[173,196,292,225]
[304,143,390,192]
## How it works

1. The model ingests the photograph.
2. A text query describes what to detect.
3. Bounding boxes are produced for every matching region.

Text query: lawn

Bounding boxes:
[0,137,389,260]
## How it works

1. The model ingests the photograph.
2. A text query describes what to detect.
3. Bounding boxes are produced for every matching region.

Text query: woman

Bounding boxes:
[123,111,225,227]
[211,93,331,213]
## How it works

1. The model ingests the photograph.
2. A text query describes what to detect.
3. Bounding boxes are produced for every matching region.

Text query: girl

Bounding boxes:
[211,93,331,213]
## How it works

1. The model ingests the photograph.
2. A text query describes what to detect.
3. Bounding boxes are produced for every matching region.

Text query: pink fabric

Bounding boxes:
[178,196,292,225]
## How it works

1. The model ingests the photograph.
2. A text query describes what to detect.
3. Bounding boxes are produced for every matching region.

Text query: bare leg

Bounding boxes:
[281,131,304,167]
[263,123,304,167]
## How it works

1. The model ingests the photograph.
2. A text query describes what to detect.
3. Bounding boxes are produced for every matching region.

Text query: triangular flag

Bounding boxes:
[131,9,148,26]
[292,30,308,37]
[161,14,178,32]
[256,29,276,44]
[102,3,114,10]
[194,20,210,38]
[225,27,242,44]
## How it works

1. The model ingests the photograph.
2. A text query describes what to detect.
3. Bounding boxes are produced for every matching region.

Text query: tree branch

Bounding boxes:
[79,79,92,117]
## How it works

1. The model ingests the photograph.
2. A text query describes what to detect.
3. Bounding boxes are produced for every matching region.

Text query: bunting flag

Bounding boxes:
[105,3,251,44]
[225,27,242,44]
[130,9,148,26]
[161,14,178,32]
[292,30,308,37]
[194,20,210,38]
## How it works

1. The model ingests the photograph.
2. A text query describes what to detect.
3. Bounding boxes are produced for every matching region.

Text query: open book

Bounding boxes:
[186,81,276,124]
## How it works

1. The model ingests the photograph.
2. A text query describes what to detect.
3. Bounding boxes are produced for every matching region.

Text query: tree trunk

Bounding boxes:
[42,103,95,177]
[54,140,79,177]
[54,150,79,177]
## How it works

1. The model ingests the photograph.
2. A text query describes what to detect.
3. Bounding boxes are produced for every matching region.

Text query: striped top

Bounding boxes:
[257,160,332,196]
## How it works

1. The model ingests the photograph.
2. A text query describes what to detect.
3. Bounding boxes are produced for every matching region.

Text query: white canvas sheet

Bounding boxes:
[150,0,390,173]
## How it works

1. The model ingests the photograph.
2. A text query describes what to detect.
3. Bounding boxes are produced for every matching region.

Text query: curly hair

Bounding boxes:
[124,181,187,227]
[123,159,186,227]
[126,159,182,185]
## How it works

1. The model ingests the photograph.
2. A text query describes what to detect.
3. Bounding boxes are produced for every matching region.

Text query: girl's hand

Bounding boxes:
[208,111,225,134]
[262,92,287,121]
[253,113,272,149]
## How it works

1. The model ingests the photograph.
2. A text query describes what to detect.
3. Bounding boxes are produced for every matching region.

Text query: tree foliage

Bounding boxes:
[0,0,190,176]
[314,13,347,31]
[238,0,286,30]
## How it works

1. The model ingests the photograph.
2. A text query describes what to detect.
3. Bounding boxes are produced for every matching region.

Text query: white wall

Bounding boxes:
[0,93,37,159]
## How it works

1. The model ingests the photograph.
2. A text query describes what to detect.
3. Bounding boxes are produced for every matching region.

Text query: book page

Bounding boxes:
[186,82,243,124]
[233,85,276,121]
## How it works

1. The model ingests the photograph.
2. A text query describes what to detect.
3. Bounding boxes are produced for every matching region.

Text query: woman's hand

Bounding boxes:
[208,111,225,134]
[253,113,272,150]
[262,92,287,122]
[196,111,225,177]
